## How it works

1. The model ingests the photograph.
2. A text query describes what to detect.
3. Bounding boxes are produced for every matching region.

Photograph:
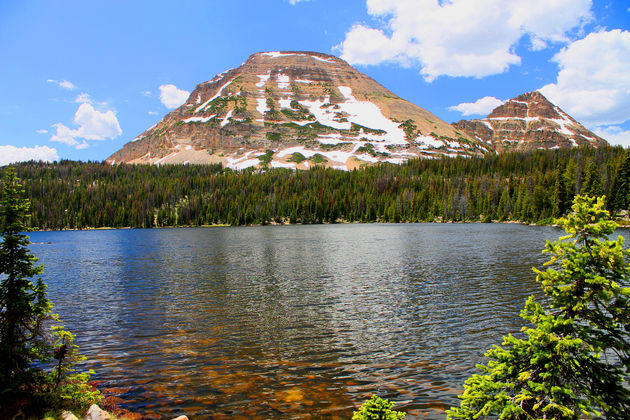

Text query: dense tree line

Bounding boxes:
[2,146,629,230]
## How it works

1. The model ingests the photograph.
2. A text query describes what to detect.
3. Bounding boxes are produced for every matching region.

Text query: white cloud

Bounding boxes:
[148,111,158,115]
[50,123,79,146]
[50,103,122,148]
[73,93,107,106]
[335,25,408,66]
[0,145,58,166]
[337,0,592,81]
[288,0,309,4]
[539,29,630,127]
[593,126,630,148]
[47,79,76,90]
[74,93,91,103]
[449,96,504,116]
[141,90,152,97]
[529,36,548,51]
[159,84,189,109]
[36,129,48,134]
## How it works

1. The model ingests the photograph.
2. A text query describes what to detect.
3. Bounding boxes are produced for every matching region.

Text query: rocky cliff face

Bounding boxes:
[453,91,607,153]
[106,51,490,169]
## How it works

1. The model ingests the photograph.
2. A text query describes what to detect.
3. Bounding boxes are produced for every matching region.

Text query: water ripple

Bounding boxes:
[27,224,626,419]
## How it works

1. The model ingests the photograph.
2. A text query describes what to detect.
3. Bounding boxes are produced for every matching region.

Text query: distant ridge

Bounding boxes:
[452,91,607,153]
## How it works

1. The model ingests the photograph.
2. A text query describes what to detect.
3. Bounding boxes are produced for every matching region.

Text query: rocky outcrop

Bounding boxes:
[84,405,110,420]
[107,51,490,170]
[453,91,607,153]
[61,405,188,420]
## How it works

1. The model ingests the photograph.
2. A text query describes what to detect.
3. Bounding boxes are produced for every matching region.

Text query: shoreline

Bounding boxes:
[28,218,630,233]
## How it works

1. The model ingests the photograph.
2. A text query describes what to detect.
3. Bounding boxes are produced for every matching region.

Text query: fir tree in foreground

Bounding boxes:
[352,395,406,419]
[448,195,630,419]
[0,168,99,418]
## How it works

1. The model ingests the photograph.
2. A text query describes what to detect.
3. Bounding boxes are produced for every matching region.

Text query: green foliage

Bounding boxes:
[279,101,316,121]
[264,98,283,121]
[350,123,387,135]
[3,146,626,228]
[257,150,275,166]
[319,142,352,151]
[356,143,375,154]
[266,132,282,142]
[447,195,630,419]
[581,161,604,197]
[0,168,99,418]
[309,154,328,164]
[202,95,246,115]
[356,143,390,158]
[352,395,406,420]
[398,119,418,141]
[287,152,306,163]
[609,150,630,213]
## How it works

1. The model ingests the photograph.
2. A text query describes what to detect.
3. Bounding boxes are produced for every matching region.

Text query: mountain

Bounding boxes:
[452,91,608,153]
[106,51,491,169]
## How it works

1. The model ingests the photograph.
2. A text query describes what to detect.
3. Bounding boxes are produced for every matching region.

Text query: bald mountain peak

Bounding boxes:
[107,51,490,169]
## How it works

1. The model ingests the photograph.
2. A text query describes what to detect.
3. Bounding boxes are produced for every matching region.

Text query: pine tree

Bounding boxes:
[552,166,567,217]
[581,161,604,197]
[0,168,49,390]
[609,150,630,213]
[0,168,99,418]
[447,195,630,419]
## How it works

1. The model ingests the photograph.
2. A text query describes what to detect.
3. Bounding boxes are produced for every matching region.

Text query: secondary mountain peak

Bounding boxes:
[106,51,490,169]
[453,91,607,153]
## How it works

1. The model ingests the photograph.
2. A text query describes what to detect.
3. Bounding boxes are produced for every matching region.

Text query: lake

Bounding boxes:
[28,223,615,419]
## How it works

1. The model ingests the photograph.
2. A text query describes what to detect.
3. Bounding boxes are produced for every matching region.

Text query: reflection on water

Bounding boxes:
[29,223,615,419]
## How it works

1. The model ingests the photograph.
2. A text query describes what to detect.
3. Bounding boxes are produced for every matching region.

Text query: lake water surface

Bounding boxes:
[29,223,619,419]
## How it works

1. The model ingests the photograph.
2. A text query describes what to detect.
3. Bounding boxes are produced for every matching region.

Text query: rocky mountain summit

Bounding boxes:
[106,51,490,169]
[453,91,607,153]
[107,53,608,170]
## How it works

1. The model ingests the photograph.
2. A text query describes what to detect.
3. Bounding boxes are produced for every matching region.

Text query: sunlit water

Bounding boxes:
[28,224,627,419]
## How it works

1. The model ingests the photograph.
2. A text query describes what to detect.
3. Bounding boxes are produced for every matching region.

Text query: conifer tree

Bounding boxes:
[609,150,630,213]
[552,166,567,217]
[447,195,630,419]
[0,167,99,418]
[581,162,604,197]
[352,395,406,420]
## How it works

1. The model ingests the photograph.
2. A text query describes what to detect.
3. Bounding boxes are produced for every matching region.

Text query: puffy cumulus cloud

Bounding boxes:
[36,129,48,134]
[335,25,408,66]
[593,126,630,148]
[0,145,58,166]
[50,103,122,148]
[449,96,504,116]
[47,79,76,90]
[337,0,592,81]
[540,29,630,127]
[159,84,190,109]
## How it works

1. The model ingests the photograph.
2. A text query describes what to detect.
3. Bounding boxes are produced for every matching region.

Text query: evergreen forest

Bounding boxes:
[2,146,629,230]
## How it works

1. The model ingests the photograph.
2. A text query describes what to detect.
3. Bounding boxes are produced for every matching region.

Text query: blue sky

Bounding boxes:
[1,0,629,164]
